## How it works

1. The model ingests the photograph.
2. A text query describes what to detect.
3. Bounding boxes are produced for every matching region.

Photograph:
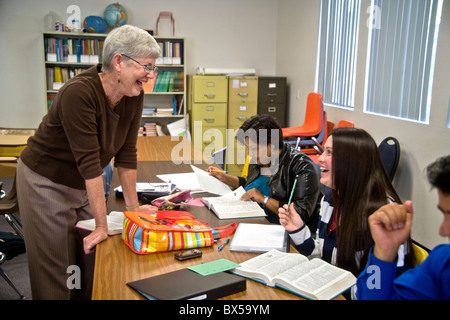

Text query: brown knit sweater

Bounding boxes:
[21,65,143,190]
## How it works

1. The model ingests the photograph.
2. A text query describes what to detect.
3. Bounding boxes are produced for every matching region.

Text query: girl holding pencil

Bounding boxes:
[278,127,416,298]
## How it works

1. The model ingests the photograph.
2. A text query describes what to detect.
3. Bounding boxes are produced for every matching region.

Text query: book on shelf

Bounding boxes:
[177,96,184,115]
[142,107,156,116]
[155,40,183,65]
[155,107,174,116]
[142,72,157,92]
[45,37,104,63]
[201,186,266,219]
[150,71,184,93]
[231,249,356,300]
[143,122,157,136]
[46,66,86,90]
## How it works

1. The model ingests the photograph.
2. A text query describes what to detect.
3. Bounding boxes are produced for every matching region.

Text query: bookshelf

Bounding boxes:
[43,32,187,136]
[141,36,186,136]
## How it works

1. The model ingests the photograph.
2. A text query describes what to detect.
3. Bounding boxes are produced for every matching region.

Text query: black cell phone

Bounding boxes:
[174,249,202,261]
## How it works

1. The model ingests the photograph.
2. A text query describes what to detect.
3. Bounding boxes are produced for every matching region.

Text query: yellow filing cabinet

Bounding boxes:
[226,76,258,176]
[188,75,228,160]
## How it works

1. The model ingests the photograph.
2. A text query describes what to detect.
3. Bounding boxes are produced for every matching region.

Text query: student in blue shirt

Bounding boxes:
[356,154,450,299]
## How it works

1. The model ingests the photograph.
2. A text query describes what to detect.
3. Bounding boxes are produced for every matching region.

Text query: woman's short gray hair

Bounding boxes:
[102,25,161,73]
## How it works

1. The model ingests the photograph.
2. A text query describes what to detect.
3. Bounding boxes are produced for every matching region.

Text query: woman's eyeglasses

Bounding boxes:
[121,54,158,73]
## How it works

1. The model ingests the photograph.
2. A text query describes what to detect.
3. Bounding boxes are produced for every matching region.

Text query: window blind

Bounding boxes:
[315,0,361,109]
[364,0,443,123]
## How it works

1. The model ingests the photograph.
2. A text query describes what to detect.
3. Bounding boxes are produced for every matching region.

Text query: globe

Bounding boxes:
[83,16,107,33]
[104,3,128,27]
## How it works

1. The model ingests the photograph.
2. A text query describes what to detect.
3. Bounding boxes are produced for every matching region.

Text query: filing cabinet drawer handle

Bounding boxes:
[237,116,248,121]
[267,93,277,96]
[204,94,216,99]
[238,93,248,97]
[203,118,215,123]
[206,105,215,111]
[268,107,277,112]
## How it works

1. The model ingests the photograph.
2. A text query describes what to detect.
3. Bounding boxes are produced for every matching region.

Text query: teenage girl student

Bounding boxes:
[278,127,416,286]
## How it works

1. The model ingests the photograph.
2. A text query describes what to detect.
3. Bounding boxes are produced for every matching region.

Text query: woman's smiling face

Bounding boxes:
[121,56,156,96]
[318,135,333,188]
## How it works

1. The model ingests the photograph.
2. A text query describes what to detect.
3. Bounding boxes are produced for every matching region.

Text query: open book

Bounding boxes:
[231,249,356,300]
[201,186,266,219]
[75,211,124,236]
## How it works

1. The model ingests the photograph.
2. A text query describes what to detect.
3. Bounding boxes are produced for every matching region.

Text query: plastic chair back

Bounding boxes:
[298,111,327,147]
[212,147,227,170]
[412,242,429,266]
[336,120,354,128]
[282,93,323,138]
[378,137,400,181]
[240,155,251,178]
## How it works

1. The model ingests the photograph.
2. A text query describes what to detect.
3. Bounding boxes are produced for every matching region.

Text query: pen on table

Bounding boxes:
[218,238,230,251]
[208,168,228,174]
[287,174,299,206]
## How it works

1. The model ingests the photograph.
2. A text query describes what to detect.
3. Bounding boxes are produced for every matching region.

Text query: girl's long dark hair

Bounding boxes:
[331,127,414,276]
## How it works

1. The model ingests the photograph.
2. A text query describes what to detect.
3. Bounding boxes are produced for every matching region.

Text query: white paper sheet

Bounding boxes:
[190,165,232,196]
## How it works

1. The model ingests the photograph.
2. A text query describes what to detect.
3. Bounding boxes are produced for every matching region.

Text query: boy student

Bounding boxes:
[356,154,450,299]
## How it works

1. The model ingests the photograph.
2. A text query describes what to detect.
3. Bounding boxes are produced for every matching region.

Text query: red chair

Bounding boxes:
[300,112,329,154]
[304,120,335,164]
[308,120,354,164]
[336,120,354,128]
[282,93,323,138]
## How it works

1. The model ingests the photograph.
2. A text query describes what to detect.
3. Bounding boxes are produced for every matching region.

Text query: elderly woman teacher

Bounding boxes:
[16,25,160,299]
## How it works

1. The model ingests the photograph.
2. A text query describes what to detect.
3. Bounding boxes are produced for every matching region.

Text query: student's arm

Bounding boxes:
[279,203,315,256]
[369,201,413,262]
[356,244,449,300]
[207,166,240,189]
[356,248,398,300]
[356,201,414,299]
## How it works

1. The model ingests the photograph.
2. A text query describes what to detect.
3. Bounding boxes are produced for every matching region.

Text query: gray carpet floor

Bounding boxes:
[0,177,31,300]
[0,216,31,300]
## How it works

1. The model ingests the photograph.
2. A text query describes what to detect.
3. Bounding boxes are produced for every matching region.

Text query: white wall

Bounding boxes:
[277,0,450,249]
[0,0,278,128]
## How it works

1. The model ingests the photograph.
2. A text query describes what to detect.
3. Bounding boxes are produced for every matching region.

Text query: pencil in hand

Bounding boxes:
[288,175,299,206]
[208,168,228,174]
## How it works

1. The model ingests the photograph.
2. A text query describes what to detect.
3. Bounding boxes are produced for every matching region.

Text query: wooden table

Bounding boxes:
[0,134,29,158]
[0,134,29,176]
[92,136,342,300]
[136,135,204,162]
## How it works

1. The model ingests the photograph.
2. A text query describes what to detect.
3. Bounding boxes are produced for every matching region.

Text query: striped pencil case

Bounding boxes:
[122,210,215,254]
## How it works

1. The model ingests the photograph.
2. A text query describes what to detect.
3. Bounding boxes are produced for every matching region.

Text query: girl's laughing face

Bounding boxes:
[318,135,333,188]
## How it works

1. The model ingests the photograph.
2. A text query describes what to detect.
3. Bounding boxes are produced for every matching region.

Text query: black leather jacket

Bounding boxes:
[238,142,321,233]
